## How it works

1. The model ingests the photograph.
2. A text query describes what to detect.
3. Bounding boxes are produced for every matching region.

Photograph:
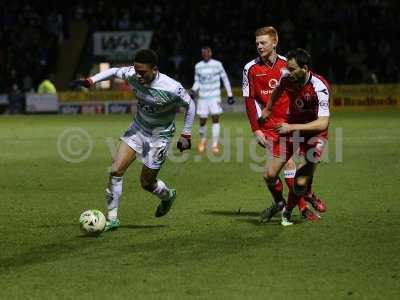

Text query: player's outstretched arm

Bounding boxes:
[70,78,93,89]
[70,67,135,88]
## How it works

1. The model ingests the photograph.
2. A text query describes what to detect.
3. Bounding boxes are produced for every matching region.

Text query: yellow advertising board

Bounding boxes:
[59,91,134,102]
[232,85,400,110]
[60,84,400,110]
[331,84,400,110]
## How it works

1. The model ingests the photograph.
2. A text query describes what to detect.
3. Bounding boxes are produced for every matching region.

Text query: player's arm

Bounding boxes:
[176,85,195,152]
[70,67,135,88]
[243,66,267,146]
[243,66,259,131]
[260,70,290,121]
[190,67,200,98]
[219,63,234,104]
[275,85,330,134]
[266,84,283,115]
[276,116,330,134]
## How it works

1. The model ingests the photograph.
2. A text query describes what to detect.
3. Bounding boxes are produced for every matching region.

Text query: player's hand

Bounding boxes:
[177,134,191,152]
[258,108,272,125]
[274,123,293,134]
[254,130,267,147]
[227,96,235,105]
[70,78,93,89]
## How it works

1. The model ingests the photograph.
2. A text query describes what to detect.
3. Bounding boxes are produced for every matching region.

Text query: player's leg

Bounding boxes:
[293,161,318,208]
[282,135,327,226]
[283,157,318,220]
[210,99,223,153]
[140,166,176,217]
[302,136,327,212]
[260,155,287,222]
[197,99,208,153]
[211,114,220,153]
[281,161,317,226]
[289,159,321,222]
[283,157,301,210]
[304,175,327,213]
[140,135,176,217]
[198,117,207,153]
[105,141,136,230]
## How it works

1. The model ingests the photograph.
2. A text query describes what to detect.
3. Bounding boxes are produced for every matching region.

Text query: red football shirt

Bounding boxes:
[280,71,330,136]
[243,55,289,139]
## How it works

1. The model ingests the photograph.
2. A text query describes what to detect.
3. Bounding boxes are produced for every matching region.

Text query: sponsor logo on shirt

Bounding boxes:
[261,90,272,95]
[268,79,278,89]
[295,98,304,109]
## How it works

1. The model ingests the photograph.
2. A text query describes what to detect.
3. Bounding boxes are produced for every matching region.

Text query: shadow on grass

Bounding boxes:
[121,224,168,229]
[204,209,307,226]
[203,209,260,217]
[235,218,282,226]
[35,223,76,228]
[0,238,94,273]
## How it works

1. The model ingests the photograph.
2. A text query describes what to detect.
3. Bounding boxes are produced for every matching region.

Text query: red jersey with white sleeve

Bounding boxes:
[280,71,330,138]
[243,55,289,140]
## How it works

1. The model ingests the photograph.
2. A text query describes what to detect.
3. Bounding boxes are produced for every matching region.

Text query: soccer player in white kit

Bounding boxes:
[72,49,195,231]
[191,46,234,154]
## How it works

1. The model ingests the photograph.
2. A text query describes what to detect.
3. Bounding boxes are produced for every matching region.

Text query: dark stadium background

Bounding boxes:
[1,0,399,95]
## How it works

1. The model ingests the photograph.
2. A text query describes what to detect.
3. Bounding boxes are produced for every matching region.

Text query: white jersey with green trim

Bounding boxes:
[191,59,233,101]
[90,67,193,138]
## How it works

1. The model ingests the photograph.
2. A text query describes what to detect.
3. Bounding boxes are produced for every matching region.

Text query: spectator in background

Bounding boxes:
[23,73,34,92]
[8,83,24,114]
[1,0,399,89]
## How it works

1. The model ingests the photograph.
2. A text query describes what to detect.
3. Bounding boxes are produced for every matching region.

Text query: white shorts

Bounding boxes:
[196,99,223,118]
[120,124,171,170]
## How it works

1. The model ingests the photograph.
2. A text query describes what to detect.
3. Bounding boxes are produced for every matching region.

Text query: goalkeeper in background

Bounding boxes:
[191,46,234,154]
[72,49,195,231]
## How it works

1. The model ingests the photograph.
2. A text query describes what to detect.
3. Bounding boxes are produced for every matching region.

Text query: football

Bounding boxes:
[79,209,106,235]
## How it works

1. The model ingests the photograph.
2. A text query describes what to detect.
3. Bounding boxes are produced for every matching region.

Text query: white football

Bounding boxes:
[79,209,106,235]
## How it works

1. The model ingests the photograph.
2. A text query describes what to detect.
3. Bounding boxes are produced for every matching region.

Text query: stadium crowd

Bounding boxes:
[0,0,398,93]
[0,2,65,95]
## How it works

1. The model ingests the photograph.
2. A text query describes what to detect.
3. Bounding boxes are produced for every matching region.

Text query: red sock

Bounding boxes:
[284,177,294,190]
[297,197,307,211]
[286,178,307,211]
[265,177,284,204]
[288,194,304,211]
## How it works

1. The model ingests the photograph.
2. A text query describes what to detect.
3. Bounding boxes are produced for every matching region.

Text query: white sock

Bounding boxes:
[284,169,296,179]
[152,179,170,201]
[106,176,123,220]
[212,123,220,146]
[199,125,207,140]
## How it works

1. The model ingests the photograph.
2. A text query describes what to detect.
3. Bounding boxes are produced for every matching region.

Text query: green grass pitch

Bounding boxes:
[0,111,399,299]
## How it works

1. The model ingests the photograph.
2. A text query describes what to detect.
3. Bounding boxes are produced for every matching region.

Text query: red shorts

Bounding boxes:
[264,131,328,162]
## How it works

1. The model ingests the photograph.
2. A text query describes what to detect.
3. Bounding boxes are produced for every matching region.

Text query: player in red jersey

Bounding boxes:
[261,48,330,226]
[243,27,322,222]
